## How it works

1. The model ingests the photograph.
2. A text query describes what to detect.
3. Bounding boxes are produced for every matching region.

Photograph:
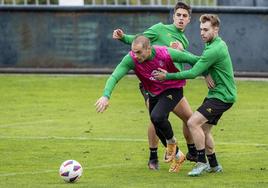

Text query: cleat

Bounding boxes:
[148,159,159,170]
[186,152,198,162]
[188,162,209,176]
[206,164,223,173]
[169,151,186,173]
[164,143,177,163]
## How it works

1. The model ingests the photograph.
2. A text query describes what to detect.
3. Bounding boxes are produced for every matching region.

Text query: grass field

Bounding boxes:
[0,74,267,188]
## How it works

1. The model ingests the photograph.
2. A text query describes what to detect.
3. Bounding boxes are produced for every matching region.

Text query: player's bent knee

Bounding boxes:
[150,114,165,127]
[187,118,196,130]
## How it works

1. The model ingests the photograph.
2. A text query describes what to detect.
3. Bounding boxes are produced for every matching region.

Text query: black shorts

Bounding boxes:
[139,82,149,102]
[148,88,184,116]
[197,98,233,125]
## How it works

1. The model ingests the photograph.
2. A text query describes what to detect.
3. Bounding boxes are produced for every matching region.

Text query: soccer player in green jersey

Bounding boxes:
[112,1,206,169]
[154,14,237,176]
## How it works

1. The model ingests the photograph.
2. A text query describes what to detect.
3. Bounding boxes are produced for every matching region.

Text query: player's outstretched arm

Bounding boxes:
[95,54,134,113]
[168,48,199,66]
[95,96,109,113]
[112,28,135,44]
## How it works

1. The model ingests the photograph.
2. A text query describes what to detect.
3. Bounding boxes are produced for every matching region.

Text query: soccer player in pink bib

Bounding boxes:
[95,35,199,173]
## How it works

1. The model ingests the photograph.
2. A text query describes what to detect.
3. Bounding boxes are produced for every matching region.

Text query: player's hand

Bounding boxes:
[153,68,167,81]
[205,74,215,89]
[112,29,124,40]
[95,96,109,113]
[170,41,184,51]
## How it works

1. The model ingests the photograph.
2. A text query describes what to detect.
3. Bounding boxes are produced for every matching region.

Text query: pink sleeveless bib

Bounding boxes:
[130,46,186,95]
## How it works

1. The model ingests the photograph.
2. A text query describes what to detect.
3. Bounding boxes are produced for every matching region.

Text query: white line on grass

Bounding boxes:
[0,135,147,142]
[218,141,268,146]
[0,163,140,177]
[0,135,267,146]
[0,120,55,128]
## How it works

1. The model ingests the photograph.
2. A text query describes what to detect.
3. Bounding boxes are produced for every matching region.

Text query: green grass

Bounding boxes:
[0,74,267,188]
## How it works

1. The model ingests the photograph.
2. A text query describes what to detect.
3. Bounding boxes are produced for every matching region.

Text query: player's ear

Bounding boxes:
[187,16,191,23]
[214,26,219,33]
[148,45,152,53]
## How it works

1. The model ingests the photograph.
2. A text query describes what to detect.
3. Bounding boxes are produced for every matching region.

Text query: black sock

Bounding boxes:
[187,144,197,156]
[207,153,218,167]
[197,149,206,163]
[149,148,158,160]
[176,146,179,154]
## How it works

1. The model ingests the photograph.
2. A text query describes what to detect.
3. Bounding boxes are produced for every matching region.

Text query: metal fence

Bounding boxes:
[1,0,268,6]
[85,0,217,6]
[0,0,217,6]
[0,0,56,5]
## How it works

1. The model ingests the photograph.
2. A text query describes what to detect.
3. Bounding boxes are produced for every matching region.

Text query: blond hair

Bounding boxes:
[200,14,220,27]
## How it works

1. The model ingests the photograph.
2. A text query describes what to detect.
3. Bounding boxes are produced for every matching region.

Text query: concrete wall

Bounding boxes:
[0,6,267,74]
[218,0,268,6]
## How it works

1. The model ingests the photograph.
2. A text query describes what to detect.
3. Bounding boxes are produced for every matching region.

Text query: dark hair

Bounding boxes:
[200,14,220,27]
[174,1,192,16]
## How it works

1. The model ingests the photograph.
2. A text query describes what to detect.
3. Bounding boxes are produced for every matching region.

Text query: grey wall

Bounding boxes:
[218,0,268,6]
[0,6,267,73]
[185,11,268,72]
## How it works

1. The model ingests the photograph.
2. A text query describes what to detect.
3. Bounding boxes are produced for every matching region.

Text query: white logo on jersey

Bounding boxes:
[150,70,159,81]
[158,60,164,67]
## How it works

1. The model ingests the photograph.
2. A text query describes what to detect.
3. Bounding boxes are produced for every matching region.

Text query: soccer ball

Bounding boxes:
[59,160,83,183]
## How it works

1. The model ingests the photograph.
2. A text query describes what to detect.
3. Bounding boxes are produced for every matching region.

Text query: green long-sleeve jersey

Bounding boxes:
[103,47,199,99]
[120,22,189,71]
[166,37,237,103]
